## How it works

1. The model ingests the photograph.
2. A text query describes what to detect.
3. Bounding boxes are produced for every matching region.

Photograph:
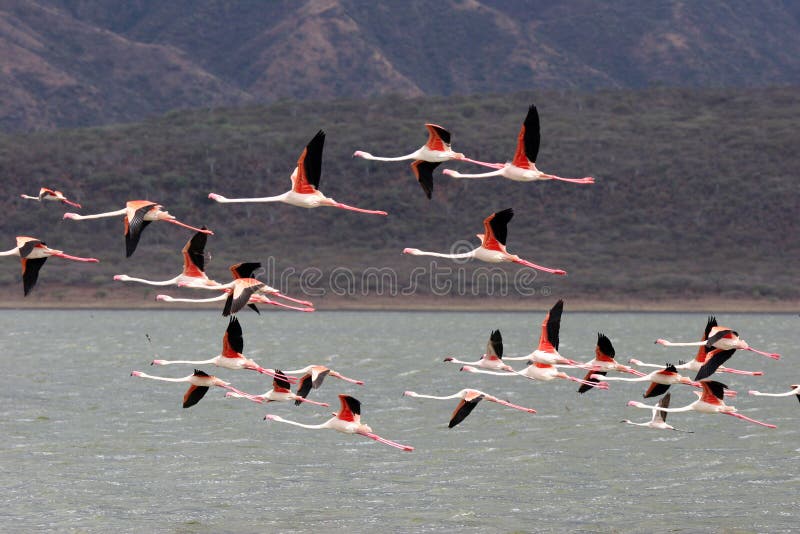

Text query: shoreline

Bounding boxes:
[0,286,797,313]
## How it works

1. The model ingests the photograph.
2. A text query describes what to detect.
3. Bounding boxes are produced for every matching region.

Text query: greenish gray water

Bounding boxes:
[1,310,797,533]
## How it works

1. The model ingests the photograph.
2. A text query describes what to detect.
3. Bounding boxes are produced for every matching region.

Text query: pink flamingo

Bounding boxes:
[131,369,257,409]
[627,381,776,429]
[265,394,414,451]
[353,123,468,199]
[630,316,762,376]
[149,316,292,381]
[503,300,578,366]
[21,187,82,208]
[156,262,314,314]
[443,105,594,184]
[403,389,536,428]
[593,363,736,398]
[225,371,329,406]
[209,130,387,215]
[113,228,217,287]
[443,330,515,372]
[282,365,364,406]
[0,236,98,295]
[656,323,780,360]
[577,333,646,393]
[403,208,566,275]
[63,200,212,257]
[620,394,693,432]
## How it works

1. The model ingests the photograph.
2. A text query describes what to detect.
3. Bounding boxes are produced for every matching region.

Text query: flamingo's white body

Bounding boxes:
[63,200,212,257]
[403,388,536,428]
[150,316,290,381]
[209,130,386,215]
[0,236,98,295]
[353,123,466,198]
[621,394,692,432]
[403,208,566,275]
[627,381,776,428]
[21,187,82,208]
[442,105,594,185]
[265,395,414,451]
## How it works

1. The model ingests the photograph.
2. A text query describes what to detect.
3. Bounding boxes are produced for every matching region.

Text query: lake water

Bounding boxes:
[1,309,797,533]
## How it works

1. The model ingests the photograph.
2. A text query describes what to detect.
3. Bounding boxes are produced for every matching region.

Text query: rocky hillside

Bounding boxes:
[2,1,800,131]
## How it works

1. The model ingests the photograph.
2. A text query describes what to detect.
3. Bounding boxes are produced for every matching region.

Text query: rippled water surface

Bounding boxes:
[1,310,798,532]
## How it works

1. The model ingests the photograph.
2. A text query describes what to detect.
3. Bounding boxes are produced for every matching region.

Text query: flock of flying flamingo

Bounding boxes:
[6,104,794,451]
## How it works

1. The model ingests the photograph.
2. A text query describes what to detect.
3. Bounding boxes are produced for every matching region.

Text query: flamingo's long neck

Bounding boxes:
[353,150,419,162]
[599,375,648,382]
[748,389,799,397]
[63,208,126,220]
[152,358,215,366]
[443,168,506,179]
[156,294,227,303]
[403,248,476,259]
[0,247,20,256]
[131,371,188,382]
[462,366,515,377]
[208,192,289,203]
[656,339,705,347]
[266,414,330,430]
[115,274,180,286]
[403,391,460,401]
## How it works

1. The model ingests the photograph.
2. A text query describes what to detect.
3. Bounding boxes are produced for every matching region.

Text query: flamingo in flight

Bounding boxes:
[460,362,608,389]
[577,333,646,393]
[282,365,364,406]
[265,394,414,451]
[0,236,98,295]
[150,316,293,382]
[592,363,738,399]
[503,300,578,366]
[354,123,479,199]
[63,200,212,257]
[403,208,566,275]
[443,330,515,372]
[209,130,387,215]
[749,385,800,403]
[403,389,536,428]
[620,394,693,432]
[442,105,594,184]
[131,368,257,409]
[225,371,329,407]
[656,323,780,360]
[627,380,776,429]
[631,316,762,376]
[113,228,217,287]
[21,187,82,208]
[157,262,314,314]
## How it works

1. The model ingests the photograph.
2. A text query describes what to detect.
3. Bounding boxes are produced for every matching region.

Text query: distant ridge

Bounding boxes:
[2,1,800,131]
